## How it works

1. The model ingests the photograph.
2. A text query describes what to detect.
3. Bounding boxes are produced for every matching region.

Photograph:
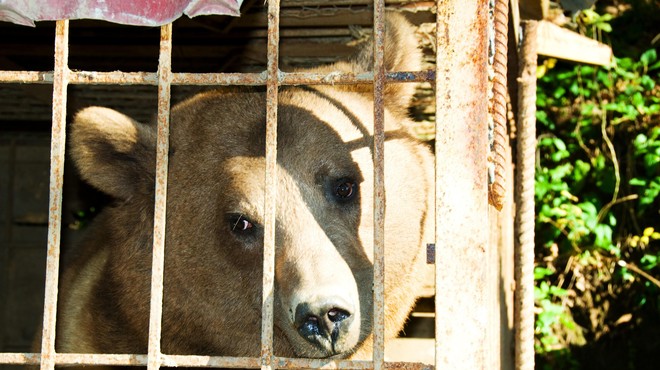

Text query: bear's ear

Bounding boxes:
[70,107,156,200]
[352,12,422,113]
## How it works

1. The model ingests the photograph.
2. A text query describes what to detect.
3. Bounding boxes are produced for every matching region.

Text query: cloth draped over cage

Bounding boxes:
[0,0,243,27]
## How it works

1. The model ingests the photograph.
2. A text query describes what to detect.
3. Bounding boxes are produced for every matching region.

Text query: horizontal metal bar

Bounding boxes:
[0,70,435,85]
[58,353,148,366]
[0,353,434,370]
[0,70,54,83]
[163,354,261,369]
[0,353,41,365]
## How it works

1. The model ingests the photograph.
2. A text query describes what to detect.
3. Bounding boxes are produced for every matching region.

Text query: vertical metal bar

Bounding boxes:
[489,0,510,210]
[39,19,69,370]
[514,20,537,370]
[434,0,490,369]
[147,23,173,370]
[261,0,280,369]
[372,1,386,370]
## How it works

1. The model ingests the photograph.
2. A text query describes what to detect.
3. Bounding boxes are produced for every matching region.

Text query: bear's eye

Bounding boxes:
[228,214,255,234]
[333,178,358,202]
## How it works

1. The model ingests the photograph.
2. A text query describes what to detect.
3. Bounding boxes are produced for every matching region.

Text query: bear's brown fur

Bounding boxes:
[56,12,434,363]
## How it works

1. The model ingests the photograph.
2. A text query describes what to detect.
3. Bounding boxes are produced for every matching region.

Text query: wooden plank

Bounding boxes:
[519,0,547,20]
[536,20,613,66]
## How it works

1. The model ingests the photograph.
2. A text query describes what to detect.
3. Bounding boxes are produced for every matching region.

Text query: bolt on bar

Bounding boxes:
[371,1,386,370]
[39,19,69,370]
[435,0,490,369]
[260,0,280,369]
[146,23,173,370]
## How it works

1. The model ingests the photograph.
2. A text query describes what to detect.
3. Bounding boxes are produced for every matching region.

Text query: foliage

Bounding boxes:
[533,3,660,368]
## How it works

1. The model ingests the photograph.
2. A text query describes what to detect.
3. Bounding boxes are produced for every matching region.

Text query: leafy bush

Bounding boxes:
[533,6,660,367]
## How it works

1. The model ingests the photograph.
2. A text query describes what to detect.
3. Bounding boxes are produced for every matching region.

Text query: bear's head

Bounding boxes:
[67,12,433,359]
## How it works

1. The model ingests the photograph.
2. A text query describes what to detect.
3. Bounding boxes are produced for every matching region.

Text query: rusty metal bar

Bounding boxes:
[146,23,173,370]
[489,0,510,210]
[71,71,158,84]
[163,355,261,368]
[514,20,537,370]
[0,353,436,370]
[371,1,386,370]
[39,19,69,370]
[260,0,280,369]
[276,358,434,370]
[434,0,490,369]
[0,353,41,365]
[0,70,435,85]
[0,70,54,83]
[57,354,148,366]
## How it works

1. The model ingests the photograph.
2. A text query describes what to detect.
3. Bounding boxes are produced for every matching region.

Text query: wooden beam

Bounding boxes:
[536,20,612,66]
[519,0,548,20]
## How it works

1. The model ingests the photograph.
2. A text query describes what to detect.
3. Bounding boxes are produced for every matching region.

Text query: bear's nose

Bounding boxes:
[295,299,354,354]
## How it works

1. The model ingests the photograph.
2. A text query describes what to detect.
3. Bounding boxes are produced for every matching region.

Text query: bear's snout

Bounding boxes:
[294,299,354,355]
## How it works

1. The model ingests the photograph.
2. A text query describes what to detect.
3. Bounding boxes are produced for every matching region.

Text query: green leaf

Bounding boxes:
[573,160,591,184]
[594,224,614,252]
[640,254,658,270]
[553,137,567,151]
[617,57,634,70]
[640,49,658,67]
[578,202,598,218]
[595,22,612,32]
[643,153,660,174]
[640,75,656,90]
[630,177,647,186]
[632,92,645,108]
[535,267,555,280]
[553,86,566,99]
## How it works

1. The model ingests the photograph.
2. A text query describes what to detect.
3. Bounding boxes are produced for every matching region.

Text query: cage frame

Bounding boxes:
[0,0,534,369]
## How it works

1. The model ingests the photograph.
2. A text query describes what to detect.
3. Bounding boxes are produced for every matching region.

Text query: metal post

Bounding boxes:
[514,20,537,370]
[146,22,173,370]
[39,19,69,370]
[434,0,490,368]
[261,0,280,369]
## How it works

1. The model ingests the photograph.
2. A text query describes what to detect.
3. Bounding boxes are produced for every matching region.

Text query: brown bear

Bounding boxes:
[56,12,434,363]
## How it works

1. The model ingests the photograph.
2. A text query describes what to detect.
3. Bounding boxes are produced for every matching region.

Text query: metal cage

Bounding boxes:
[0,0,535,369]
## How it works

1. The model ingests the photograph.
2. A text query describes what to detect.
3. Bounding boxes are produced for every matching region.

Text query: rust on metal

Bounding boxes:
[276,358,435,370]
[0,353,437,369]
[57,353,148,366]
[162,355,261,368]
[71,71,159,85]
[146,22,174,370]
[384,362,434,370]
[372,1,386,370]
[514,20,538,370]
[260,0,280,369]
[0,353,41,365]
[434,0,491,369]
[39,19,70,370]
[0,70,54,83]
[488,0,510,210]
[0,70,434,86]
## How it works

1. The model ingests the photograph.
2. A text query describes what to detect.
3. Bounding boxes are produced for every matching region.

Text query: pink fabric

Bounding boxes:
[0,0,242,27]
